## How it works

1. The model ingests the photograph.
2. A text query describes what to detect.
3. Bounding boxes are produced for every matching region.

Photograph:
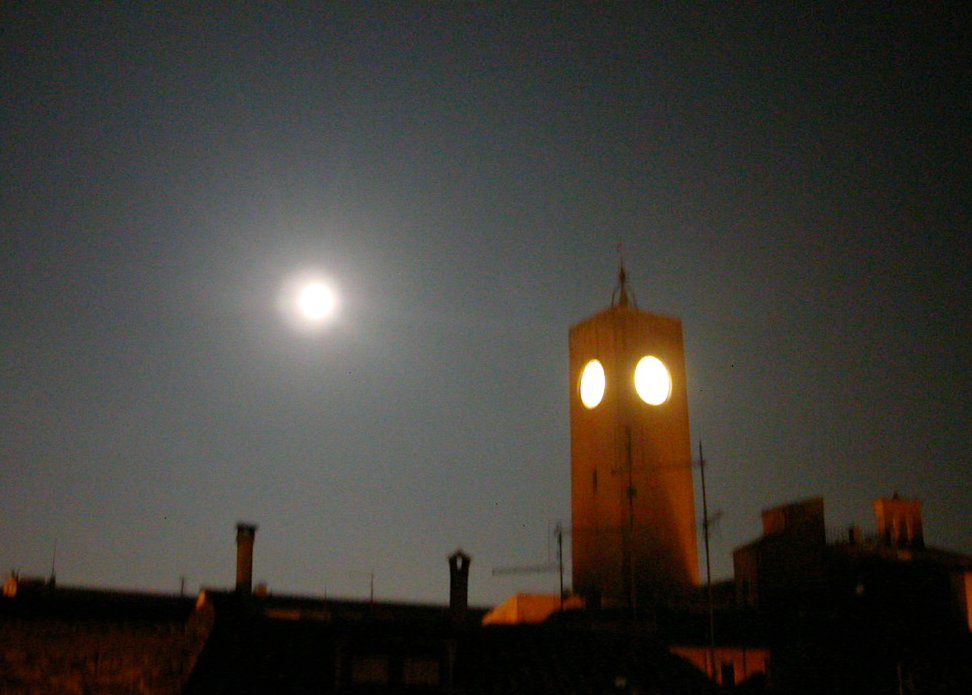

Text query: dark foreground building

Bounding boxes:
[729,495,972,694]
[182,590,718,694]
[0,581,208,694]
[1,572,719,695]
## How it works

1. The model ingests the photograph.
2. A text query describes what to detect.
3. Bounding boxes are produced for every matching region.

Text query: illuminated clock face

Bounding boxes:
[579,359,606,409]
[634,356,672,405]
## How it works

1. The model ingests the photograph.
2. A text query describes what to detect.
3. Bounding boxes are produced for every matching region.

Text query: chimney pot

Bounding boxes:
[448,549,471,619]
[235,523,258,594]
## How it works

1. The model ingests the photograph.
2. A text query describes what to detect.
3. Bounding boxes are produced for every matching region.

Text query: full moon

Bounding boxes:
[296,282,336,321]
[279,273,341,331]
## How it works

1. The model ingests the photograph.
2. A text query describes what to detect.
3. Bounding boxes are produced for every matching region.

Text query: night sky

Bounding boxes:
[3,4,970,606]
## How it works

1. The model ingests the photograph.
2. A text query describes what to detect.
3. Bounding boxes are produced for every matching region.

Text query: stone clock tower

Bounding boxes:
[569,268,699,608]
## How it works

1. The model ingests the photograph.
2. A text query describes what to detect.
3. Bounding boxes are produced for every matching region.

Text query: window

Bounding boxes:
[351,656,389,685]
[403,658,440,686]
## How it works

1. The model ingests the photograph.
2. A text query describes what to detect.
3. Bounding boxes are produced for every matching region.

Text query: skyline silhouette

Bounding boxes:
[3,4,969,605]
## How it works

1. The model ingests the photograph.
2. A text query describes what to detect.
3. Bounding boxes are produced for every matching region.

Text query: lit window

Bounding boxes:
[579,359,606,409]
[634,356,672,405]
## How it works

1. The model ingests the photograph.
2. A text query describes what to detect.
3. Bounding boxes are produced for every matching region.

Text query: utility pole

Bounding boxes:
[624,426,637,614]
[699,441,716,679]
[555,522,565,609]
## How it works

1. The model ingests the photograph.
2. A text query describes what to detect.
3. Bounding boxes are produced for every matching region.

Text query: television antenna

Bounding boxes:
[491,522,567,610]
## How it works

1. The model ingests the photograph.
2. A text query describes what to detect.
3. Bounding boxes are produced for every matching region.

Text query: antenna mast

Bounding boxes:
[49,538,58,585]
[492,523,567,610]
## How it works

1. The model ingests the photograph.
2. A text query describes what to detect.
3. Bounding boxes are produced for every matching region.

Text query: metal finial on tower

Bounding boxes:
[612,242,635,307]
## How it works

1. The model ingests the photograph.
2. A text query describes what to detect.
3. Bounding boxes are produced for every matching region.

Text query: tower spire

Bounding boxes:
[612,242,634,307]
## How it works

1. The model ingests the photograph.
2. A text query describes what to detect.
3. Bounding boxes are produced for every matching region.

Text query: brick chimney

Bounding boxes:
[235,523,258,594]
[448,549,471,618]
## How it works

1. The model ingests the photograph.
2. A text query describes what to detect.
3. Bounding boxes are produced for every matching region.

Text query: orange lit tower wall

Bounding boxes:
[569,291,699,606]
